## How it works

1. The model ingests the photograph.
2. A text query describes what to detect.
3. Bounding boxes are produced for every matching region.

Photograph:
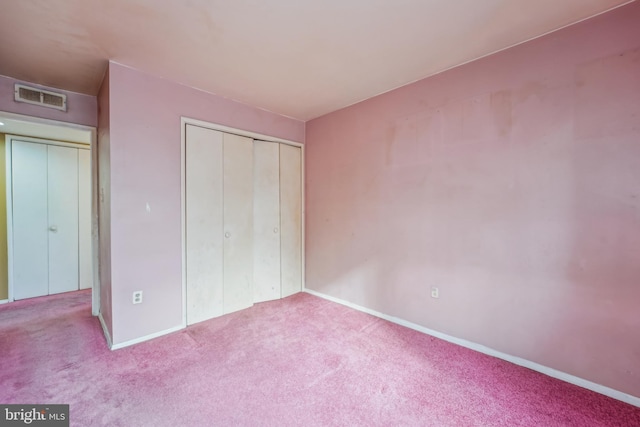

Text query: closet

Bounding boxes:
[185,124,302,326]
[9,136,91,300]
[253,141,303,303]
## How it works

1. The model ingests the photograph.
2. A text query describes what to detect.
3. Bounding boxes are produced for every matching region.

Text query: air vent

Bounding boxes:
[14,84,67,111]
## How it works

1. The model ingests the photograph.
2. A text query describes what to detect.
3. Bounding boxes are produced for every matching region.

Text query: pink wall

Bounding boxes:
[97,68,113,339]
[305,2,640,397]
[0,75,97,127]
[106,62,304,345]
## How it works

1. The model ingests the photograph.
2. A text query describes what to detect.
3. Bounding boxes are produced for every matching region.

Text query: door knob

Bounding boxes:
[273,227,279,233]
[225,232,231,238]
[49,225,58,232]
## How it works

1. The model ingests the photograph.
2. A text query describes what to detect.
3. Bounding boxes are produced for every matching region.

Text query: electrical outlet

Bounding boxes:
[132,291,143,304]
[431,287,439,299]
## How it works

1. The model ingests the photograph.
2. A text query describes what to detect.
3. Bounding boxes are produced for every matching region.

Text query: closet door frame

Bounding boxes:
[5,134,92,302]
[180,117,305,327]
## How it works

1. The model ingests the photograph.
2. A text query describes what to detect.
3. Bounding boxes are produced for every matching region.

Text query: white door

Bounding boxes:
[12,141,49,300]
[10,138,90,300]
[47,145,79,295]
[183,124,303,323]
[223,132,254,314]
[253,140,281,303]
[280,144,303,297]
[185,125,224,325]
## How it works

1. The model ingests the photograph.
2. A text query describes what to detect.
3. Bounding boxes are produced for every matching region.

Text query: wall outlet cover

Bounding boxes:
[133,291,143,304]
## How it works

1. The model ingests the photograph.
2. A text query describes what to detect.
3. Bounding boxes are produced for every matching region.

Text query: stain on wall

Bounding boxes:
[305,2,640,397]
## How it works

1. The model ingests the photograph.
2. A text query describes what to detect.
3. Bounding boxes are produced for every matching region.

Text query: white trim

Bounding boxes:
[180,118,187,327]
[5,136,14,303]
[181,117,303,148]
[0,111,92,132]
[89,125,99,317]
[110,324,184,350]
[304,288,640,408]
[5,134,89,150]
[180,116,305,326]
[0,299,9,304]
[98,312,113,349]
[300,141,306,292]
[0,111,99,317]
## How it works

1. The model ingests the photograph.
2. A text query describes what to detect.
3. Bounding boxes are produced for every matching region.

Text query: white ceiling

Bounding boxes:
[0,0,634,121]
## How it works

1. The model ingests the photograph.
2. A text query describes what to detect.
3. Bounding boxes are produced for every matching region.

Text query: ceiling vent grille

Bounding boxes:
[14,84,67,111]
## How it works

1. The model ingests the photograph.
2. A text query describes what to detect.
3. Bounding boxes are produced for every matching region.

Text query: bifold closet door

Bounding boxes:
[185,126,301,323]
[253,141,281,303]
[12,140,85,299]
[47,145,79,294]
[185,125,224,325]
[12,141,49,300]
[280,144,302,297]
[223,133,254,314]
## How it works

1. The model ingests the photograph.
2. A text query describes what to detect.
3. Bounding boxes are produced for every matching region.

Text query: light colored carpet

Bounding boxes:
[1,290,638,426]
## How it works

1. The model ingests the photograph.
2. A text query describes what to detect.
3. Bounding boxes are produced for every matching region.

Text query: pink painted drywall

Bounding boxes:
[97,68,113,340]
[0,75,97,127]
[105,62,304,345]
[305,2,640,398]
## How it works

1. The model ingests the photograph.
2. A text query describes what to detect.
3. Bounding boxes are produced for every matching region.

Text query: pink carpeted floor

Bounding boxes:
[1,290,639,426]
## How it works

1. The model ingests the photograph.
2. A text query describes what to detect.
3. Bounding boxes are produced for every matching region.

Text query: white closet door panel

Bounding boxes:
[48,145,79,294]
[223,133,254,314]
[253,141,281,303]
[12,141,49,300]
[280,144,302,297]
[186,125,224,324]
[78,148,92,290]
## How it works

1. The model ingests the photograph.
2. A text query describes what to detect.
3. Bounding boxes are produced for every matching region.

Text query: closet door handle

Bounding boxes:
[273,227,279,233]
[49,225,58,233]
[225,232,231,238]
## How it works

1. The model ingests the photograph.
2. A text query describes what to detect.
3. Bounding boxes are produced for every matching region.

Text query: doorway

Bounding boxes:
[0,111,99,315]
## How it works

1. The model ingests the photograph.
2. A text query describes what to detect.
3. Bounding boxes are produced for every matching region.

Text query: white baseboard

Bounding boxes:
[0,299,9,305]
[110,323,185,350]
[98,312,113,349]
[304,288,640,408]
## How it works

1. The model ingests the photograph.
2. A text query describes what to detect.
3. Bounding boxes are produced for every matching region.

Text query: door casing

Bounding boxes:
[2,110,99,316]
[180,116,305,328]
